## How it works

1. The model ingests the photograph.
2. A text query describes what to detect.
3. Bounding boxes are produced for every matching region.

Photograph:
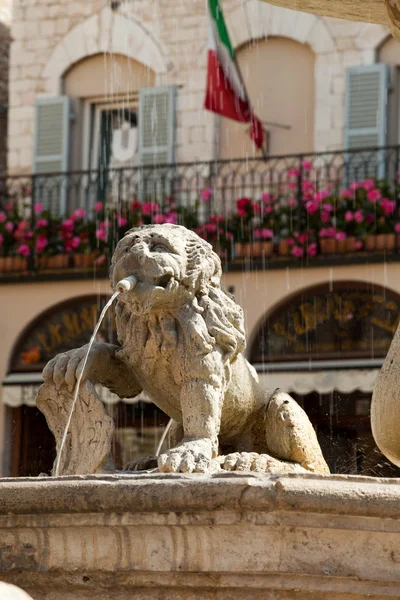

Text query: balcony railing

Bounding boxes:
[0,145,399,275]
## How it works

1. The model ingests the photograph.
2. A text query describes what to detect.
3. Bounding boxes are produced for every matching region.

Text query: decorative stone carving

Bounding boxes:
[36,380,114,476]
[40,224,329,475]
[261,0,400,40]
[371,322,400,467]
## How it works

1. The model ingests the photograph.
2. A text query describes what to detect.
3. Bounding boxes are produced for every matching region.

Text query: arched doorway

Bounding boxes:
[249,280,400,476]
[3,295,168,476]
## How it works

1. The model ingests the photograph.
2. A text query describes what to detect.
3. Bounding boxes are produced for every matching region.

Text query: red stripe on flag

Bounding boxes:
[204,50,264,149]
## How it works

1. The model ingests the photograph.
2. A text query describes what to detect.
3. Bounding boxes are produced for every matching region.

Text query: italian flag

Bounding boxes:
[204,0,264,149]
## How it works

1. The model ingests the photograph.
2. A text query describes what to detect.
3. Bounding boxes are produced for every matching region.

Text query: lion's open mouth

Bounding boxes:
[155,273,173,289]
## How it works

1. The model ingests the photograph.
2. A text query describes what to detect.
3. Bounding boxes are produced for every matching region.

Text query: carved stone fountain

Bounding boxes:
[1,225,400,600]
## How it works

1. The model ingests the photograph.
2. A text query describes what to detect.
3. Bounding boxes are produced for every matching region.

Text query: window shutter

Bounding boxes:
[138,86,176,166]
[344,64,389,180]
[33,96,70,214]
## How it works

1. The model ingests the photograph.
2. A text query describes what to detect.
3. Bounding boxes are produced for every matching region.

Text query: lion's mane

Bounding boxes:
[112,224,246,363]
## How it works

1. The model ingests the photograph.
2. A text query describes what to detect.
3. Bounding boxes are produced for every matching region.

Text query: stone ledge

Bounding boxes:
[1,472,400,517]
[2,473,400,599]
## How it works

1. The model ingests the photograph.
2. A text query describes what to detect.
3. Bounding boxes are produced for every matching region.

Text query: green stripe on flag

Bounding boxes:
[208,0,235,59]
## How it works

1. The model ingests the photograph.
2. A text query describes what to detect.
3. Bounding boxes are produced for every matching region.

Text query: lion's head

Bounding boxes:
[110,224,246,361]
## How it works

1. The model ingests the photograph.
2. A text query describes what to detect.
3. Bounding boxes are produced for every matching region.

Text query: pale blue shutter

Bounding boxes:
[33,96,70,214]
[138,86,176,200]
[344,64,389,180]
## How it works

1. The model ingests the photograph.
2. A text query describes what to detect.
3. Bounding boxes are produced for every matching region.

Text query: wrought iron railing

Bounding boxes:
[0,144,399,272]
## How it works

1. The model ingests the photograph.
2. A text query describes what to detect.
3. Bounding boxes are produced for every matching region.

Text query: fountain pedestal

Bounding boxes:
[1,473,400,599]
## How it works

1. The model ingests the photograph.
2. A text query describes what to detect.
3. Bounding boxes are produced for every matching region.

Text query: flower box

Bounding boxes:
[320,239,336,254]
[38,255,70,270]
[0,256,28,273]
[375,233,395,251]
[252,241,273,257]
[73,252,98,268]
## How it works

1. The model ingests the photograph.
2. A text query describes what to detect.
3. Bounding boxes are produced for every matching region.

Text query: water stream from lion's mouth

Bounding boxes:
[54,290,121,477]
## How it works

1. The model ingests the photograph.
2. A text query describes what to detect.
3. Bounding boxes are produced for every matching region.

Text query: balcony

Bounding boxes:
[1,145,400,281]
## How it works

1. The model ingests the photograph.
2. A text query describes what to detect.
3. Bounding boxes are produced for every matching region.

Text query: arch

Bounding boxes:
[42,6,168,95]
[8,294,117,375]
[248,280,400,364]
[226,0,336,54]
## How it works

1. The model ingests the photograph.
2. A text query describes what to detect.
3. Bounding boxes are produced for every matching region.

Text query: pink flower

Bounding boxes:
[305,201,319,215]
[96,228,107,241]
[62,219,74,229]
[5,203,13,212]
[291,246,304,258]
[36,219,48,228]
[323,203,333,212]
[0,234,3,244]
[287,181,297,190]
[36,237,48,253]
[361,179,375,191]
[341,189,353,199]
[99,219,110,231]
[73,208,86,220]
[355,240,363,250]
[205,223,217,233]
[302,160,313,171]
[163,211,178,224]
[321,211,330,223]
[5,222,13,233]
[261,193,274,203]
[94,202,103,212]
[367,189,381,203]
[295,233,308,244]
[314,190,329,202]
[95,254,107,265]
[200,188,213,201]
[264,205,273,214]
[287,197,296,207]
[285,237,295,246]
[319,227,336,238]
[34,203,43,214]
[302,180,314,192]
[366,214,375,224]
[0,212,6,223]
[261,228,273,239]
[237,208,246,217]
[354,210,364,224]
[395,223,400,233]
[307,243,317,256]
[17,220,29,231]
[336,232,347,241]
[142,202,159,216]
[153,214,166,224]
[117,216,128,227]
[381,198,396,215]
[350,182,360,191]
[71,236,80,249]
[287,168,300,178]
[17,243,30,256]
[345,211,353,222]
[254,228,262,240]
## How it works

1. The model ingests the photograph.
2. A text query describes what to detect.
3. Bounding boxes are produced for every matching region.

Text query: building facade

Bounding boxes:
[1,0,400,477]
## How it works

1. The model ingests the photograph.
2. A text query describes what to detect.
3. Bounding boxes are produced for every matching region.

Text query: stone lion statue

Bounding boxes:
[42,224,328,475]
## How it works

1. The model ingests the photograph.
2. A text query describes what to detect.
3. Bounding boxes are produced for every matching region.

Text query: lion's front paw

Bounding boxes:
[220,452,306,473]
[158,438,213,473]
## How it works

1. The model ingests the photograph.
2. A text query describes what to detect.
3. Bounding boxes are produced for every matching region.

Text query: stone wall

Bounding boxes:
[1,473,400,599]
[0,21,10,177]
[6,0,391,174]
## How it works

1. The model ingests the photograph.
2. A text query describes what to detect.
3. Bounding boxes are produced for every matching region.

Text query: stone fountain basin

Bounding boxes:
[0,472,400,599]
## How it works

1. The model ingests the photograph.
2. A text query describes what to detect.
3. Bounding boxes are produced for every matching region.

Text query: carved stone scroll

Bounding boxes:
[36,381,114,476]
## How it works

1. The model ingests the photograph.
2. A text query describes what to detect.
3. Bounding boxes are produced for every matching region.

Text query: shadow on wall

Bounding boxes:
[0,21,10,177]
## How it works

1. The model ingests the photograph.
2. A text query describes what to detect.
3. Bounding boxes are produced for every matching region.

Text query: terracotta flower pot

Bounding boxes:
[365,236,376,251]
[235,242,252,258]
[73,252,97,268]
[278,241,290,256]
[38,254,70,270]
[252,241,273,257]
[335,240,347,253]
[320,239,336,254]
[0,256,28,273]
[345,237,357,252]
[375,233,395,251]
